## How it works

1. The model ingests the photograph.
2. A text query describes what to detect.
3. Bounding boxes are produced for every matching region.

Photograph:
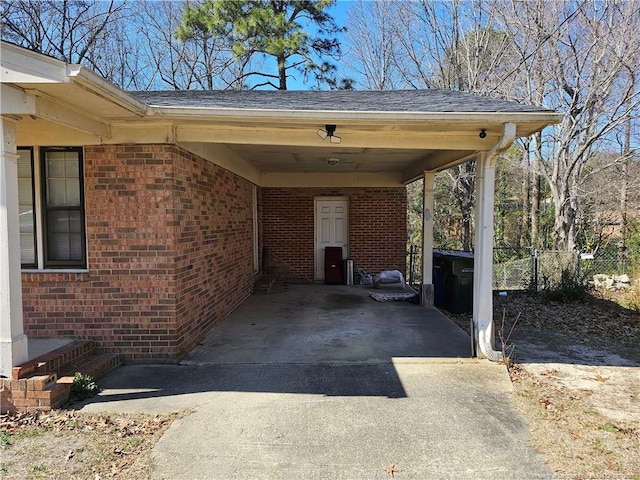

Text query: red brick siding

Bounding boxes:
[21,144,256,361]
[261,188,407,282]
[171,148,255,357]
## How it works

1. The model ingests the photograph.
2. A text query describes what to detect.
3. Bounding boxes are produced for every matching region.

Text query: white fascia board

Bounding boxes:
[0,42,68,83]
[1,84,110,137]
[0,42,146,118]
[177,124,495,151]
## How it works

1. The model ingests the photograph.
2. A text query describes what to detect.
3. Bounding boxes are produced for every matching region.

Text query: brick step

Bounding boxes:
[7,378,72,412]
[59,352,122,384]
[12,340,96,380]
[253,275,277,293]
[2,353,122,413]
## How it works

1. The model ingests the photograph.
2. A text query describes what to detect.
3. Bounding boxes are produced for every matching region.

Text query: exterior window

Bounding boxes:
[17,147,86,269]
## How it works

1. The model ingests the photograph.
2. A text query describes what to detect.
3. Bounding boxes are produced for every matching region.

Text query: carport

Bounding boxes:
[1,41,562,373]
[126,89,561,362]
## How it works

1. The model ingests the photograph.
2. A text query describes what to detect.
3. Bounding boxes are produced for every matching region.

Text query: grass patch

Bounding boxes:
[599,421,620,434]
[0,429,12,449]
[28,464,48,478]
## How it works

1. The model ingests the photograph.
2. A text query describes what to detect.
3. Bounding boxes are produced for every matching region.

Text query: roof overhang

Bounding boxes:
[1,41,563,187]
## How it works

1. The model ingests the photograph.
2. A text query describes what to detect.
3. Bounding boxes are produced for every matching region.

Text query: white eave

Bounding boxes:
[65,64,148,117]
[1,41,147,127]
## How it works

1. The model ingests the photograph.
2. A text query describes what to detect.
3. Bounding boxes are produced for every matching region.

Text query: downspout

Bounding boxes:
[487,123,517,165]
[476,122,516,362]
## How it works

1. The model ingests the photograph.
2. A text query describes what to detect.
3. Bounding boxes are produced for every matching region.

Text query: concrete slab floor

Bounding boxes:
[78,284,552,479]
[182,284,473,365]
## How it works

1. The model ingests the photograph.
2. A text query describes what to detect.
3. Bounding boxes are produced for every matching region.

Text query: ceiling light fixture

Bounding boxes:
[317,124,341,144]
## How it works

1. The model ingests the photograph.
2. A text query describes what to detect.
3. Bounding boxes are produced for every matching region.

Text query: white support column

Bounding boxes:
[472,123,516,361]
[421,171,435,306]
[0,117,28,378]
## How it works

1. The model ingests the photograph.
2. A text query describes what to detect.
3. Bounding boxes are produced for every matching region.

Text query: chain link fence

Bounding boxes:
[408,244,636,292]
[493,247,533,291]
[580,248,632,277]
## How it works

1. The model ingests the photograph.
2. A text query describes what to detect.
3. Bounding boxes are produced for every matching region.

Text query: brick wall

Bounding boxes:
[261,187,407,282]
[21,144,256,361]
[171,148,255,357]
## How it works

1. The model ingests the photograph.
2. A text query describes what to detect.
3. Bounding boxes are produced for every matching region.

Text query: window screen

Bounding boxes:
[17,148,36,266]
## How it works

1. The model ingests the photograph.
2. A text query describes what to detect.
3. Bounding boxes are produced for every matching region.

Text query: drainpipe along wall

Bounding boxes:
[473,123,516,361]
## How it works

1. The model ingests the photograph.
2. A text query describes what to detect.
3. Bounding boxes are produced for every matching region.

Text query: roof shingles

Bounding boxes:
[130,89,551,114]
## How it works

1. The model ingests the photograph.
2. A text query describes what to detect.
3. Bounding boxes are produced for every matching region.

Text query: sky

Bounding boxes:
[285,0,352,89]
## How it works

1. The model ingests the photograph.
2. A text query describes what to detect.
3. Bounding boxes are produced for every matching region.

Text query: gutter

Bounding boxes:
[147,105,563,126]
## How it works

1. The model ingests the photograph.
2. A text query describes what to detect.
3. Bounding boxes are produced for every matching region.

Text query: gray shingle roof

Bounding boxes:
[130,89,551,114]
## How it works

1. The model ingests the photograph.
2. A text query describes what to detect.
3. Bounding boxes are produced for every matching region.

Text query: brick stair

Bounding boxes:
[253,275,277,293]
[1,340,121,413]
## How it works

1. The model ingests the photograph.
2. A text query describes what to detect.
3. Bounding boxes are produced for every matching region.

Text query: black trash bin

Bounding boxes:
[444,252,474,314]
[432,251,449,307]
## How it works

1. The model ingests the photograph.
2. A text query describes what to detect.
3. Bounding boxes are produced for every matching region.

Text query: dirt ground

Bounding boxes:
[0,411,179,479]
[1,289,638,479]
[449,289,640,479]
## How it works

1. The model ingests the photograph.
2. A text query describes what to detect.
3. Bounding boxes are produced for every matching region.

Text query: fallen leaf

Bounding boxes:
[383,464,403,478]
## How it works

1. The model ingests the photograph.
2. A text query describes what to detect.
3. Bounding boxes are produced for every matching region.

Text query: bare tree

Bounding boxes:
[0,0,253,91]
[1,0,126,67]
[493,0,640,251]
[133,0,240,90]
[347,0,640,254]
[344,0,405,90]
[386,0,512,250]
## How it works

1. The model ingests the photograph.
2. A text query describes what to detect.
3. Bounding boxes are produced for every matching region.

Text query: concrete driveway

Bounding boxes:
[79,284,552,479]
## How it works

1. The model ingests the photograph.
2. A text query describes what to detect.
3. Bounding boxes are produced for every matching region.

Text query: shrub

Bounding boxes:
[70,372,100,400]
[620,282,640,312]
[541,266,588,302]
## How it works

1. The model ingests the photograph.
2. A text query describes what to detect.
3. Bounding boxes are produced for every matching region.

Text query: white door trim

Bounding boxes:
[314,196,349,281]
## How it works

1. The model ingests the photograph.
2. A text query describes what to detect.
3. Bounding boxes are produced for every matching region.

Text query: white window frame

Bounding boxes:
[19,146,88,272]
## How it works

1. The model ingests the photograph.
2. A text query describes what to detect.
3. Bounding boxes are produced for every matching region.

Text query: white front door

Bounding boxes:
[315,198,348,281]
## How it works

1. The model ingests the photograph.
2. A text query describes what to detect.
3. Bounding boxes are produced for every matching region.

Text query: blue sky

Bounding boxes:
[330,0,351,26]
[285,0,352,89]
